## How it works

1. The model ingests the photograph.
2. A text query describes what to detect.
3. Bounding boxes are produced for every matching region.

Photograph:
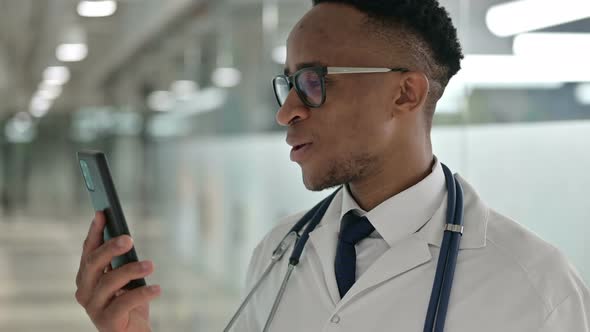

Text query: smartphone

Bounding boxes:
[77,150,146,290]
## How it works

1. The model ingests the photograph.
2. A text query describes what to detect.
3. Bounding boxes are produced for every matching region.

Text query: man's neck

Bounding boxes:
[347,152,435,211]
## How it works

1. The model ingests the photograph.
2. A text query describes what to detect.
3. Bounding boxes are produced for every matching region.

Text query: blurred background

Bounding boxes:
[0,0,589,331]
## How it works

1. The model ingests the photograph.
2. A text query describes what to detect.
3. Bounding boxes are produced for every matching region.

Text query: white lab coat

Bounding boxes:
[234,175,590,331]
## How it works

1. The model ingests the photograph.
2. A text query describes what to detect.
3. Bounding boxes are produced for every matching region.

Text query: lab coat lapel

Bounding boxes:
[308,221,341,306]
[334,174,487,308]
[419,174,488,249]
[305,173,488,310]
[335,233,432,309]
[307,190,344,307]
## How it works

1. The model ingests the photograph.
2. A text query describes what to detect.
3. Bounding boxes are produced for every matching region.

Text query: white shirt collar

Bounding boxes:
[339,156,446,247]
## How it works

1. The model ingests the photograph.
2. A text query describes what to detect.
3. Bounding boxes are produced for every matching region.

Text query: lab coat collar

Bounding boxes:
[417,173,489,250]
[307,170,489,307]
[339,156,446,248]
[309,193,433,307]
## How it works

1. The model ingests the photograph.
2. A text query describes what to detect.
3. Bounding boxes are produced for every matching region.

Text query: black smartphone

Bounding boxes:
[77,150,146,290]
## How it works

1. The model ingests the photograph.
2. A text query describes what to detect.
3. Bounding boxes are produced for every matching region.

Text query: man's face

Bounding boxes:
[277,3,407,191]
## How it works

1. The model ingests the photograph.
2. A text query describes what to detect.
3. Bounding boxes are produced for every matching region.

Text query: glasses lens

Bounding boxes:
[273,76,290,106]
[296,70,323,107]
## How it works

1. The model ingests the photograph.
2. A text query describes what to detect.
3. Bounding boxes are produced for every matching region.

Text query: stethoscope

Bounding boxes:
[224,163,464,332]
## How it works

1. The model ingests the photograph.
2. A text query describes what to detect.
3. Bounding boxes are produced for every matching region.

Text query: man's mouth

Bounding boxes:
[290,143,313,161]
[293,143,310,151]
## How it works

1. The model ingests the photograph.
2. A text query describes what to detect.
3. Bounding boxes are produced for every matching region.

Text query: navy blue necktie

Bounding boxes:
[334,210,375,299]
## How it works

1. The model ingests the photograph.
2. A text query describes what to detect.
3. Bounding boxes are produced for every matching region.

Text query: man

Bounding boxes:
[75,0,590,331]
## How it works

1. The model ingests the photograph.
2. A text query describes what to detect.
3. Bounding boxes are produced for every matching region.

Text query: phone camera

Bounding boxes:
[79,160,95,191]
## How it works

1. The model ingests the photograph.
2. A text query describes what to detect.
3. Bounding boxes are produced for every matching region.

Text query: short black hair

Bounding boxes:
[311,0,464,121]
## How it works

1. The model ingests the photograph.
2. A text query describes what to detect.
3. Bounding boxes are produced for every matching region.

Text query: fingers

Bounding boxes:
[82,211,106,259]
[88,261,154,312]
[77,212,106,288]
[103,285,161,323]
[76,235,134,306]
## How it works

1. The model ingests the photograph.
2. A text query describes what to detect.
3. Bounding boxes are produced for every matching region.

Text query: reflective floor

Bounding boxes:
[0,214,239,332]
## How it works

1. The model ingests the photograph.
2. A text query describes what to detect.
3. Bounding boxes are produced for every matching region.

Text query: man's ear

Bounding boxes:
[394,72,430,114]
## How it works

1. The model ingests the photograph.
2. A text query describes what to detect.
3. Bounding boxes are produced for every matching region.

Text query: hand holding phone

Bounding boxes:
[77,150,146,288]
[75,150,161,331]
[75,211,160,331]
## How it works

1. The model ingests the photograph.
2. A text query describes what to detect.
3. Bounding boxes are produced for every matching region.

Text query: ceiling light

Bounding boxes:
[30,96,52,118]
[36,84,62,100]
[212,67,241,88]
[513,33,590,59]
[77,0,117,18]
[43,66,70,85]
[56,43,88,62]
[272,46,287,65]
[456,54,589,86]
[486,0,590,37]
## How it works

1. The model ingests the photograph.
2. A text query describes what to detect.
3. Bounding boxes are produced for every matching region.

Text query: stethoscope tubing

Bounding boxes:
[263,192,338,330]
[224,193,336,332]
[423,164,464,332]
[223,231,298,332]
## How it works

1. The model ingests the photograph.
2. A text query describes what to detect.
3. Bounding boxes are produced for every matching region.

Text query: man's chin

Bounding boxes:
[301,169,344,192]
[303,180,326,192]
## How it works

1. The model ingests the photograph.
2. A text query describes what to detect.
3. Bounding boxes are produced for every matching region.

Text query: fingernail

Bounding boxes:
[116,237,129,248]
[141,261,151,270]
[148,285,160,293]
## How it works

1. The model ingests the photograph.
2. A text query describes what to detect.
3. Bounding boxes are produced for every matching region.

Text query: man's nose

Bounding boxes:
[275,89,311,126]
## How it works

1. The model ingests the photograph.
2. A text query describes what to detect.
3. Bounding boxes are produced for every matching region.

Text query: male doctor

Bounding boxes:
[75,0,590,331]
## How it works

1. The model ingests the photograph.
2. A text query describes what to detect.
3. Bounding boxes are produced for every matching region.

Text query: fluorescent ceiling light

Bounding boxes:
[272,46,287,65]
[77,0,117,17]
[36,83,62,100]
[43,66,70,85]
[456,54,589,85]
[437,52,590,112]
[56,43,88,62]
[436,53,578,113]
[486,0,590,37]
[513,33,590,59]
[575,83,590,105]
[30,96,52,118]
[212,67,242,88]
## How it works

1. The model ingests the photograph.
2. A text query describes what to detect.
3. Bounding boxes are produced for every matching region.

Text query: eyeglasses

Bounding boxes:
[272,66,409,108]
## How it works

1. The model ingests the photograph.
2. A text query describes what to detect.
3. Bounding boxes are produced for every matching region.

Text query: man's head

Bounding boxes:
[277,0,463,191]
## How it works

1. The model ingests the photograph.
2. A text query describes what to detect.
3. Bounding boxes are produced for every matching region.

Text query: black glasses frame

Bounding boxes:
[272,66,410,108]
